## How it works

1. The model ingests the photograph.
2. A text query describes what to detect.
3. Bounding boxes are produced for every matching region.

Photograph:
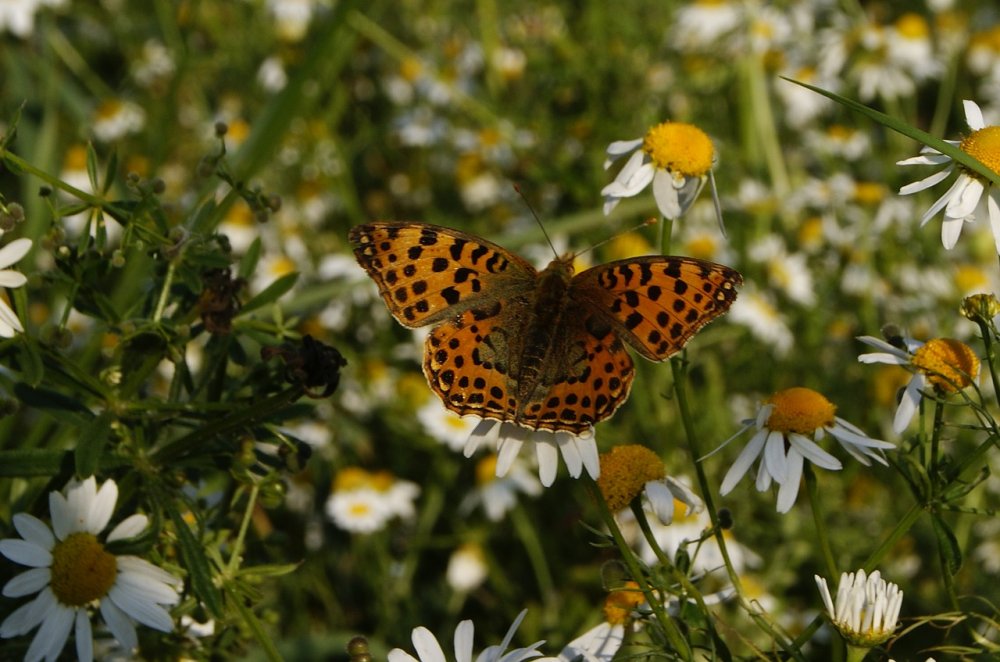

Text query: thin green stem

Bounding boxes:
[659,216,674,255]
[152,259,177,323]
[585,477,692,661]
[862,503,923,569]
[229,586,283,662]
[804,464,838,581]
[226,484,259,578]
[509,501,557,609]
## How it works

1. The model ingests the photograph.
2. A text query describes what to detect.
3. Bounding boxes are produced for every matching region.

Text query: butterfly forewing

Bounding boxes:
[349,222,536,328]
[571,256,742,361]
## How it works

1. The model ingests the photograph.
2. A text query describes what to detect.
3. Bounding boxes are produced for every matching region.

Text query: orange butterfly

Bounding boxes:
[349,222,741,448]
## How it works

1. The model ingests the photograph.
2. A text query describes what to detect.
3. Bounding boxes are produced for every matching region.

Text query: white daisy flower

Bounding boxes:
[418,399,482,452]
[0,476,182,662]
[601,121,715,221]
[0,237,31,337]
[446,544,488,594]
[898,100,1000,253]
[857,335,980,434]
[718,387,894,513]
[388,609,545,662]
[727,288,794,357]
[816,569,903,647]
[464,420,599,488]
[460,454,542,522]
[324,488,390,534]
[596,445,703,526]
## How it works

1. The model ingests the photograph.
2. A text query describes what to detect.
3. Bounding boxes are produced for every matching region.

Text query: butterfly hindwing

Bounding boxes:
[571,256,742,361]
[349,222,536,328]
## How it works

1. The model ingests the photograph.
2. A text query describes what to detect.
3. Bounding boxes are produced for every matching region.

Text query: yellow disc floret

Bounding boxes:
[959,125,1000,176]
[596,445,666,512]
[50,532,117,606]
[603,581,645,625]
[911,338,979,392]
[475,454,499,485]
[642,122,714,177]
[765,387,836,435]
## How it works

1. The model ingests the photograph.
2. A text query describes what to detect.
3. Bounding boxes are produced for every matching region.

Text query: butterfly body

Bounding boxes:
[349,222,741,435]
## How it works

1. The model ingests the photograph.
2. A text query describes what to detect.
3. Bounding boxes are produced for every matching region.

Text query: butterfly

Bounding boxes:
[349,222,742,437]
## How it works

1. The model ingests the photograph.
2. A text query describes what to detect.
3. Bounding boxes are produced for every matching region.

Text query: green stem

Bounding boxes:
[585,477,692,661]
[152,259,177,323]
[659,216,674,255]
[229,586,283,662]
[804,464,838,581]
[150,386,304,463]
[226,484,259,578]
[862,503,923,569]
[509,501,557,608]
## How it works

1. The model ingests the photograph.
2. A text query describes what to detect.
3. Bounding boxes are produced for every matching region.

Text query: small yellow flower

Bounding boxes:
[603,581,645,625]
[960,292,1000,324]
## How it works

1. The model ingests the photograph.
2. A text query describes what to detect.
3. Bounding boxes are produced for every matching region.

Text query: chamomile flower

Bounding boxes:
[815,569,902,648]
[464,420,600,487]
[898,100,1000,253]
[446,544,488,594]
[718,387,894,513]
[596,445,703,526]
[0,237,32,337]
[602,121,715,221]
[460,454,542,522]
[324,467,421,533]
[550,585,644,662]
[388,609,545,662]
[857,335,979,434]
[0,477,181,662]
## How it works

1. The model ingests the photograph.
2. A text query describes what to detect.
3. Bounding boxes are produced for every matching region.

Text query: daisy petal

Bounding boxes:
[12,514,55,551]
[893,374,925,434]
[964,100,985,130]
[0,539,52,568]
[556,431,583,478]
[412,626,447,662]
[107,514,149,542]
[2,567,50,598]
[534,433,559,487]
[0,238,32,270]
[75,608,94,662]
[101,598,138,652]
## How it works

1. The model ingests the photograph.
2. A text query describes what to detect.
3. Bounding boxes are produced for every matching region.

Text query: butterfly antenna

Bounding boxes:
[575,217,659,259]
[514,183,560,258]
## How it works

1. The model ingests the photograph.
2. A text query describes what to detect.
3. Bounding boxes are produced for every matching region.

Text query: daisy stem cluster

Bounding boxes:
[584,477,691,660]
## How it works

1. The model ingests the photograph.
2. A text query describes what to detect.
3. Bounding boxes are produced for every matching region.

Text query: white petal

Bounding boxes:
[674,173,707,217]
[855,336,909,357]
[115,556,182,590]
[665,476,704,515]
[787,434,842,471]
[944,175,984,219]
[412,626,447,662]
[495,426,526,478]
[464,419,500,457]
[858,352,909,366]
[601,153,654,197]
[49,491,72,540]
[0,271,27,288]
[87,478,119,534]
[101,598,138,652]
[645,481,676,524]
[2,567,50,597]
[815,575,835,616]
[25,602,74,662]
[107,514,149,542]
[12,514,55,551]
[454,620,474,662]
[388,652,420,662]
[893,374,924,434]
[776,451,804,513]
[919,178,964,226]
[652,170,682,219]
[534,433,559,487]
[0,589,52,637]
[116,565,181,605]
[0,539,52,568]
[763,430,788,483]
[107,582,175,632]
[75,608,94,662]
[575,428,600,480]
[940,215,966,249]
[987,188,1000,255]
[555,431,582,478]
[0,238,32,270]
[964,100,985,130]
[898,166,953,194]
[602,138,643,168]
[719,428,767,495]
[897,153,950,167]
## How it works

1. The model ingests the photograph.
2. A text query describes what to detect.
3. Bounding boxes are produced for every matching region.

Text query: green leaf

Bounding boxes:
[75,411,113,478]
[14,383,92,418]
[0,449,72,476]
[166,504,225,618]
[189,198,220,235]
[782,78,1000,187]
[13,335,44,387]
[241,272,298,314]
[931,513,963,575]
[239,237,262,280]
[85,142,100,195]
[102,149,119,195]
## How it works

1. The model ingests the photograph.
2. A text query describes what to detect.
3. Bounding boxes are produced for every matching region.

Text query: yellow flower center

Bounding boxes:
[765,387,836,434]
[853,181,885,205]
[960,293,1000,323]
[642,122,714,177]
[895,13,930,39]
[50,532,117,607]
[334,467,373,492]
[959,125,1000,176]
[911,338,979,392]
[603,581,645,625]
[475,454,499,485]
[596,445,666,512]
